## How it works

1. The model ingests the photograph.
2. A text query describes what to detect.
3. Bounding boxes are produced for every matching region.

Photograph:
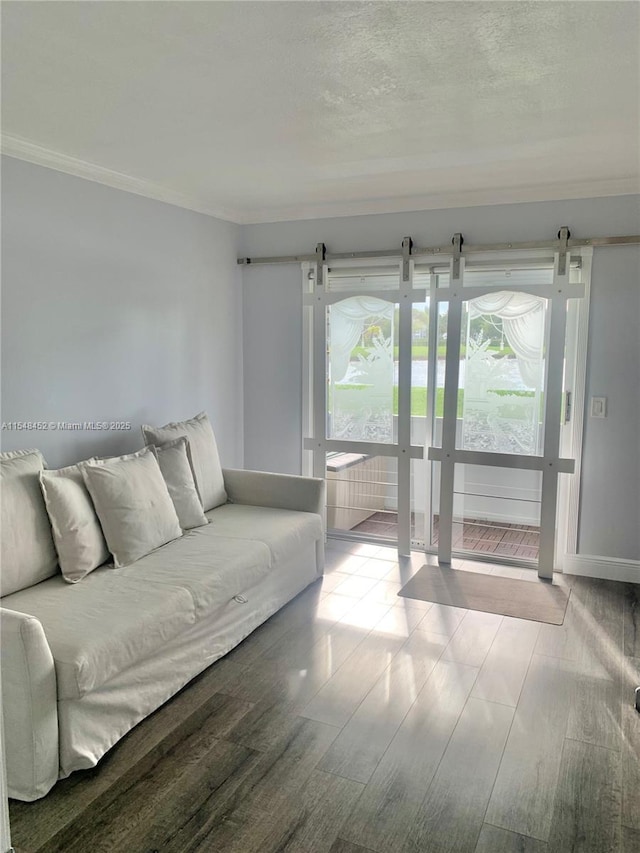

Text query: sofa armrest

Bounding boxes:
[0,608,58,801]
[222,469,325,519]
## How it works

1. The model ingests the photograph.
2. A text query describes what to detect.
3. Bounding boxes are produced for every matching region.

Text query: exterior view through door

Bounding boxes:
[302,239,591,579]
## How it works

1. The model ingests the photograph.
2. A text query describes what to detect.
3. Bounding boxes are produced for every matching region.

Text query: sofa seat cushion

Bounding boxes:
[118,528,271,617]
[1,571,196,700]
[204,503,323,566]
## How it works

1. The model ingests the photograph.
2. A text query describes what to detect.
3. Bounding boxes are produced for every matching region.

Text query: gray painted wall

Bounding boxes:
[240,195,640,561]
[581,243,640,558]
[1,157,243,469]
[2,158,637,560]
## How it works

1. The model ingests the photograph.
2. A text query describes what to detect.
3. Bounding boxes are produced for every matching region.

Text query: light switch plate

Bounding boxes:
[590,397,607,418]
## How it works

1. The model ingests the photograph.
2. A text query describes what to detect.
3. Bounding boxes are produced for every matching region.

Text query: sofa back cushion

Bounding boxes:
[0,450,59,596]
[82,447,183,568]
[40,463,110,583]
[141,412,226,511]
[152,437,208,530]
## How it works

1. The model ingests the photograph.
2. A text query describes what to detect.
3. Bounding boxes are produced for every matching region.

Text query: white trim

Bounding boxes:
[563,554,640,584]
[303,438,424,459]
[558,248,592,559]
[304,288,427,306]
[437,254,465,564]
[538,250,572,578]
[432,282,585,302]
[239,178,640,224]
[428,447,575,473]
[397,258,413,555]
[425,272,438,548]
[4,134,638,226]
[311,262,328,479]
[1,135,242,223]
[301,263,313,477]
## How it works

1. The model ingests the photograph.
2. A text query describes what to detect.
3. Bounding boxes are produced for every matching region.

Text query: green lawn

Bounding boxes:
[395,387,459,418]
[333,385,454,417]
[333,385,535,418]
[352,345,516,360]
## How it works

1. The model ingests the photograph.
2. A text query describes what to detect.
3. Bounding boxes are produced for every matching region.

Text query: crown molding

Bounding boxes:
[2,133,638,226]
[0,134,243,223]
[238,177,640,224]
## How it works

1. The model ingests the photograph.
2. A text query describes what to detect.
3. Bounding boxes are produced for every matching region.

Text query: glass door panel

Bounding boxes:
[428,299,452,450]
[458,292,548,455]
[327,297,397,443]
[326,454,399,542]
[428,460,441,551]
[409,293,434,550]
[450,464,542,562]
[410,458,429,549]
[409,296,430,439]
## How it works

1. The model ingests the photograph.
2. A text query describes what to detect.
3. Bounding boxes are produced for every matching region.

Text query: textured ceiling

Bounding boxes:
[2,1,639,222]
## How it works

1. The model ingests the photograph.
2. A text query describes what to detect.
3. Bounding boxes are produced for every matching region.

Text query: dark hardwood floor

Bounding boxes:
[9,542,640,853]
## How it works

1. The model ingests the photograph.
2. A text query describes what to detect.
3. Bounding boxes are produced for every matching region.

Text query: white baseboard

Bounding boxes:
[562,553,640,583]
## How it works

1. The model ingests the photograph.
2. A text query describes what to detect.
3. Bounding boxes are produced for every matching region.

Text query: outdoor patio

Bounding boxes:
[352,511,540,561]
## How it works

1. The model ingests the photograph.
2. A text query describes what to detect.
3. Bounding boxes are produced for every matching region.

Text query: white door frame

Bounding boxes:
[428,246,590,578]
[302,246,426,557]
[302,245,592,576]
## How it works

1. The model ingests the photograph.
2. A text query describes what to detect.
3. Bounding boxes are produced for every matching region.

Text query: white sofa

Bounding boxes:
[1,465,325,802]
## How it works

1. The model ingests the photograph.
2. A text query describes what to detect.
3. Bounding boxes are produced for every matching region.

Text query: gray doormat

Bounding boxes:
[398,565,570,625]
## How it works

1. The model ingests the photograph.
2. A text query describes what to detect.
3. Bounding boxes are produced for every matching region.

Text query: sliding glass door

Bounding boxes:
[325,294,398,537]
[302,257,425,557]
[303,246,589,578]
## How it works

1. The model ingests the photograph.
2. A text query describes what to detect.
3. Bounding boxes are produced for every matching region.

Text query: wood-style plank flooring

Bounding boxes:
[9,541,640,853]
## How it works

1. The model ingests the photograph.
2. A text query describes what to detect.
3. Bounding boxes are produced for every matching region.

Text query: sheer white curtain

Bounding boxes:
[469,291,545,387]
[330,292,544,387]
[330,296,394,382]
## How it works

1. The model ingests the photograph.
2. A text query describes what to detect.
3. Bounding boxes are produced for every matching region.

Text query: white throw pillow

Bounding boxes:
[82,447,182,568]
[141,412,226,511]
[152,437,208,530]
[0,449,59,596]
[40,462,110,583]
